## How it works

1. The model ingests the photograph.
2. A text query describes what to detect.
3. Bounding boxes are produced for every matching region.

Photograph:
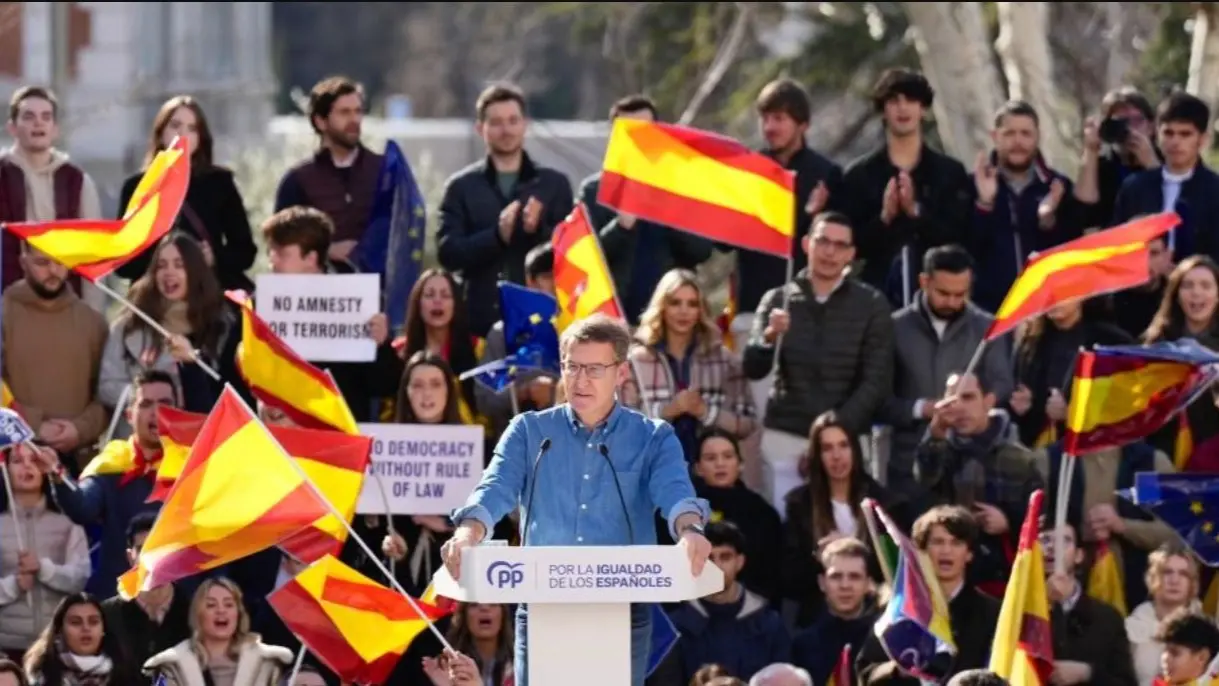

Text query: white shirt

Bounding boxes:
[831,499,858,537]
[1163,167,1193,251]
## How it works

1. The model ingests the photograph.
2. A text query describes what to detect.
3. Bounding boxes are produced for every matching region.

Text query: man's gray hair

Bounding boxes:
[559,313,631,362]
[748,663,813,686]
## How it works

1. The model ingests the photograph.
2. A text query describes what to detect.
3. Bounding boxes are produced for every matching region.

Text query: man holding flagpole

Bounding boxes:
[442,313,711,686]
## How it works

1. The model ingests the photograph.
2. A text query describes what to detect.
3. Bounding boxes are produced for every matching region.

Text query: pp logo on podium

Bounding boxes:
[487,561,525,589]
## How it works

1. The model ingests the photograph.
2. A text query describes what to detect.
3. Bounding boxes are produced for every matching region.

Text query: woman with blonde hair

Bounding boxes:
[1126,543,1203,685]
[143,578,291,686]
[621,269,756,462]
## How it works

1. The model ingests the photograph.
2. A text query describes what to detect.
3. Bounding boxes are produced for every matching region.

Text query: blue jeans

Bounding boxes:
[514,603,651,686]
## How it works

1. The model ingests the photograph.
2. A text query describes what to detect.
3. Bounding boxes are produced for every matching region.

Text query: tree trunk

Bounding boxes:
[1189,3,1219,113]
[902,2,1005,163]
[995,2,1077,173]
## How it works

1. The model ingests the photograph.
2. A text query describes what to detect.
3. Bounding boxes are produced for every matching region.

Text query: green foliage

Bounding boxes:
[1134,3,1194,98]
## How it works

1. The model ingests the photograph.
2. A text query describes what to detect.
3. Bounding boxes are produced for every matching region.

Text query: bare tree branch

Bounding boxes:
[677,3,754,126]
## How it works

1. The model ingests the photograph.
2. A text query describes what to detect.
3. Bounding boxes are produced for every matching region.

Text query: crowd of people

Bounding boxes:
[0,62,1217,686]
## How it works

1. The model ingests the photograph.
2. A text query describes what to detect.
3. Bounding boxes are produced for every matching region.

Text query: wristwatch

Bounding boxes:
[678,521,706,537]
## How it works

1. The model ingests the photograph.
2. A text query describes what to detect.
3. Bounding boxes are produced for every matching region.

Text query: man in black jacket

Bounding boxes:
[579,95,712,325]
[841,69,972,308]
[436,82,573,336]
[100,513,191,684]
[743,212,893,504]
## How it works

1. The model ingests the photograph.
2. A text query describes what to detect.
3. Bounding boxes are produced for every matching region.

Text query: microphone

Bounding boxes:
[598,444,635,545]
[521,438,552,547]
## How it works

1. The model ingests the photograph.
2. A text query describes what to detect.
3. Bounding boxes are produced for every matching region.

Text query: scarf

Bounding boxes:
[58,652,113,686]
[946,410,1011,506]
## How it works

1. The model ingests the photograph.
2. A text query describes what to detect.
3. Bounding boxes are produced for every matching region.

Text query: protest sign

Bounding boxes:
[356,423,484,515]
[254,274,380,362]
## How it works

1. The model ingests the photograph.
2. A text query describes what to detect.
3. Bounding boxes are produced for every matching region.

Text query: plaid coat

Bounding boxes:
[620,337,757,439]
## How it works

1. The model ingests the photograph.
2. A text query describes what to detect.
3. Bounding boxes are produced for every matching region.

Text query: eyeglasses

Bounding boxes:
[561,362,618,379]
[813,235,853,251]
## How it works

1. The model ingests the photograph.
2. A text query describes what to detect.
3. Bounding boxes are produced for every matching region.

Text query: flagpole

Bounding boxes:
[231,389,456,653]
[769,256,796,378]
[286,644,307,684]
[1,464,33,609]
[1054,454,1076,576]
[92,279,222,382]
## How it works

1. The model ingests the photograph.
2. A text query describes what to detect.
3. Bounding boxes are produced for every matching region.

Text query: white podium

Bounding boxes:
[430,543,724,686]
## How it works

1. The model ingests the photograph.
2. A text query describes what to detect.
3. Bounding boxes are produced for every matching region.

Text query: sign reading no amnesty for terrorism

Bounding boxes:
[254,274,380,363]
[355,423,485,515]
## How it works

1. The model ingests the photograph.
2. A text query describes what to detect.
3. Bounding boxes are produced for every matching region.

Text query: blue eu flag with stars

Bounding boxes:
[1121,472,1219,565]
[352,140,426,332]
[462,282,560,391]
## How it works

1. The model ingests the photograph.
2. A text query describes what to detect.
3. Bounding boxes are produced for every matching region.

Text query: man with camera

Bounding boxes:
[1074,87,1162,230]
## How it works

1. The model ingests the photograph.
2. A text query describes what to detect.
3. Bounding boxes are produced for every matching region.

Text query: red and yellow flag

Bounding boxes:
[268,554,451,685]
[1086,540,1127,616]
[1064,348,1214,457]
[552,203,625,332]
[597,119,795,258]
[3,137,190,281]
[989,490,1053,685]
[986,212,1179,341]
[227,291,359,435]
[151,405,370,563]
[1176,415,1195,470]
[827,643,852,686]
[118,387,331,599]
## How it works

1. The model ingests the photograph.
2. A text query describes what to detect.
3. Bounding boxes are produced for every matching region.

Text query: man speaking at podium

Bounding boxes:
[442,313,713,686]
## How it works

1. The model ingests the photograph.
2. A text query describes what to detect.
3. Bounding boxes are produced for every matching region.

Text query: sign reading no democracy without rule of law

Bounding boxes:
[356,423,484,515]
[255,273,380,363]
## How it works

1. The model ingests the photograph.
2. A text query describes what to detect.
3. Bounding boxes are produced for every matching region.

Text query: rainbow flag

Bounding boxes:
[989,490,1053,685]
[1063,339,1219,456]
[986,212,1179,341]
[597,119,795,257]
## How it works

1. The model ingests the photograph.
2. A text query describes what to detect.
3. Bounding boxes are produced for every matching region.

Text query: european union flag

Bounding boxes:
[647,604,679,677]
[461,282,560,392]
[352,140,426,332]
[1121,472,1219,566]
[1095,337,1219,367]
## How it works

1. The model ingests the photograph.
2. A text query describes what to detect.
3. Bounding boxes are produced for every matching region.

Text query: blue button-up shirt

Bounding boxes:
[452,403,709,545]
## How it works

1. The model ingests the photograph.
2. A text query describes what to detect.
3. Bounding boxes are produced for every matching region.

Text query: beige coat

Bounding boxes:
[143,639,293,686]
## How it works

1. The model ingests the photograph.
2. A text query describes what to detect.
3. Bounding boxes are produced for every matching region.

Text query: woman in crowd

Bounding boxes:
[422,602,514,686]
[656,428,781,602]
[0,444,89,661]
[143,578,291,686]
[352,352,507,597]
[1144,255,1219,471]
[98,233,246,433]
[116,95,256,292]
[1011,297,1132,448]
[1126,543,1201,686]
[23,593,134,685]
[782,412,905,627]
[621,269,756,462]
[390,268,484,427]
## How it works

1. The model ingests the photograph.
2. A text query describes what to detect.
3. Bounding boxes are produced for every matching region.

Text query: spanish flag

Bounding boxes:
[552,204,625,332]
[597,119,796,258]
[1086,540,1127,616]
[1033,423,1058,450]
[268,554,451,685]
[717,272,738,352]
[228,291,359,435]
[3,137,190,281]
[827,643,852,686]
[1176,415,1195,470]
[1063,340,1219,457]
[989,490,1053,685]
[118,387,335,598]
[986,212,1179,341]
[151,405,371,564]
